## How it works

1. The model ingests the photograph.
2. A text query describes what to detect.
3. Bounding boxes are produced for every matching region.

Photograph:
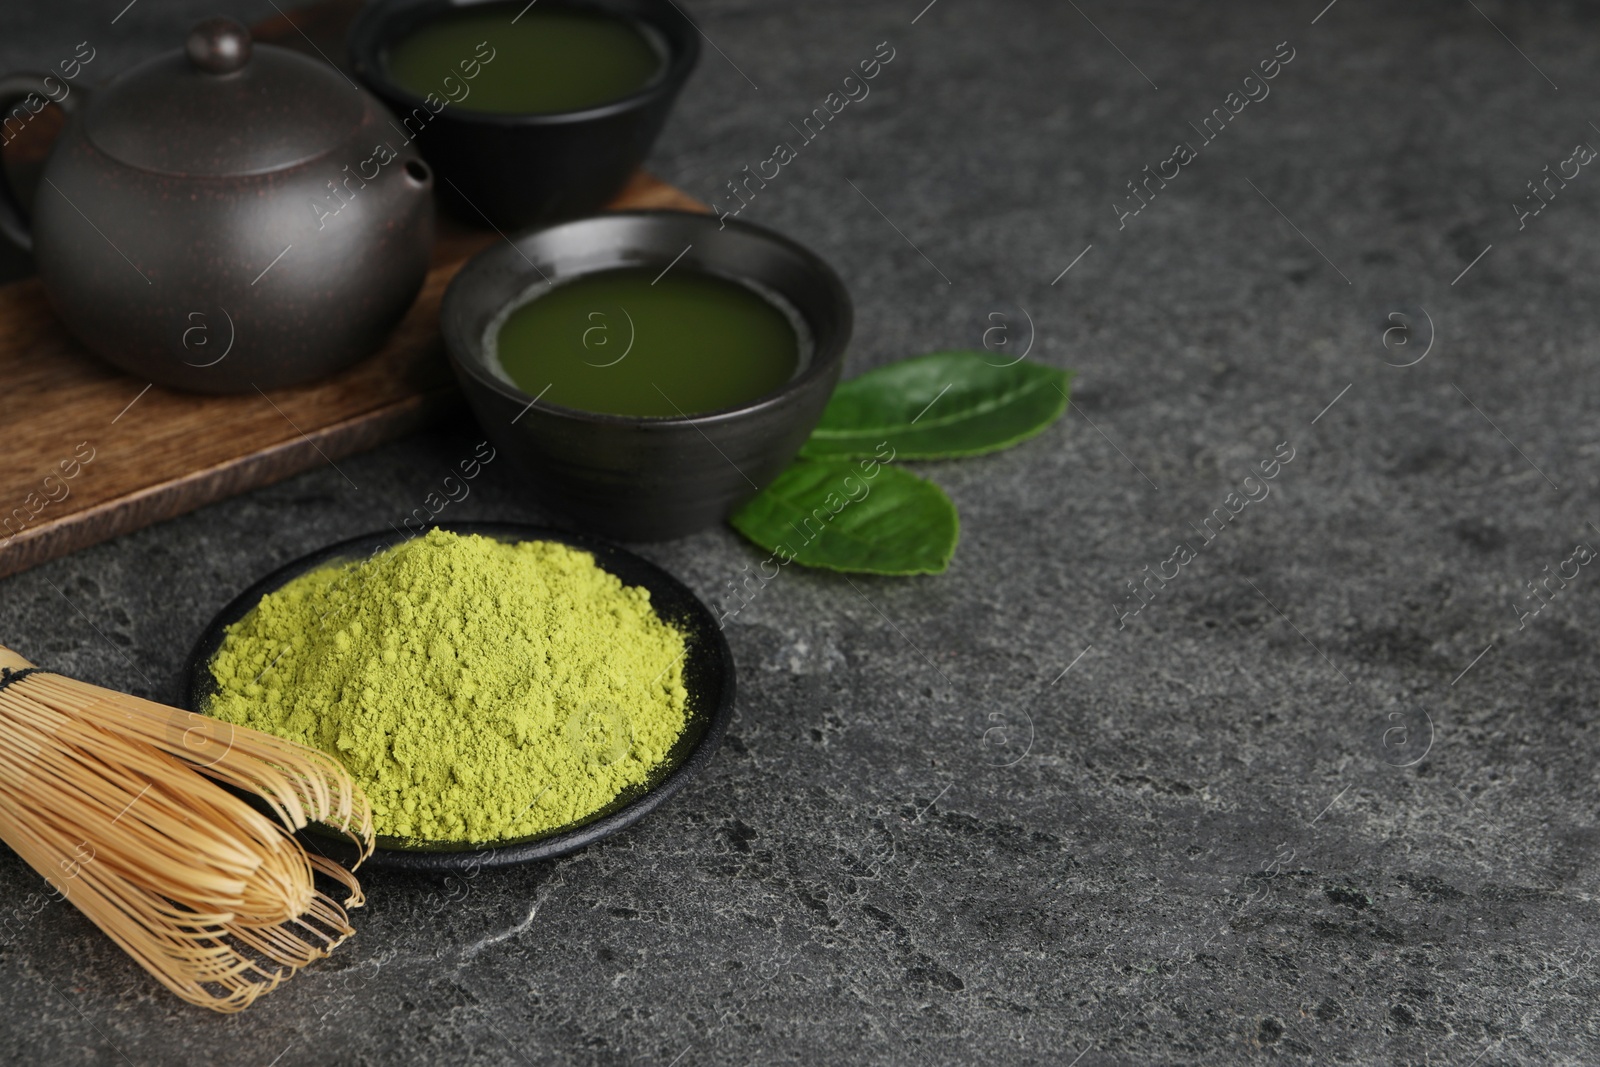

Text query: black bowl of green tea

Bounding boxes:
[441,210,852,540]
[349,0,699,228]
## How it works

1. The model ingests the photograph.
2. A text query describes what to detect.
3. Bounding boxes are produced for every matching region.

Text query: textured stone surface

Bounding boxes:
[2,0,1599,1063]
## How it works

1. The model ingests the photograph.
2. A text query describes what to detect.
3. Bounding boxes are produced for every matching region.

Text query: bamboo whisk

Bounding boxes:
[0,644,373,1013]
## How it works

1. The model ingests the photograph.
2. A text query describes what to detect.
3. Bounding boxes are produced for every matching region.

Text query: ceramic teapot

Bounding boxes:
[0,17,434,393]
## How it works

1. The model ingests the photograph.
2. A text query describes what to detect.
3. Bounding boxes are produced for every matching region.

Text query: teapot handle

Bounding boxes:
[0,72,83,253]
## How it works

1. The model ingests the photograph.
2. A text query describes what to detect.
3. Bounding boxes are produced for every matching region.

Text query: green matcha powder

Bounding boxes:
[206,530,690,843]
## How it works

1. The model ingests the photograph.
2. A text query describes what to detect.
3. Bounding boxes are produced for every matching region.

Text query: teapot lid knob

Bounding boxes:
[186,17,252,75]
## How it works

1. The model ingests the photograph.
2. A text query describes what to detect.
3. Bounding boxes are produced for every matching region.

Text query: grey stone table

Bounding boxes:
[2,0,1598,1063]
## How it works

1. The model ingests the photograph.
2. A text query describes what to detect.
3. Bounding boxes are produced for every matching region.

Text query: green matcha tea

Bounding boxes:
[494,267,803,418]
[385,3,663,114]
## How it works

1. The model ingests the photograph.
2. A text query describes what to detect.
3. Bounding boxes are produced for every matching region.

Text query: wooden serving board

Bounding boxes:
[0,2,705,581]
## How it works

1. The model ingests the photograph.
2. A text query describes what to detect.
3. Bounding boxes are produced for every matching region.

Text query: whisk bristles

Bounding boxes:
[0,646,372,1012]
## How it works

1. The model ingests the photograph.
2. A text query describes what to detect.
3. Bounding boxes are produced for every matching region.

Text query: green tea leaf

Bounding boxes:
[730,458,958,575]
[800,350,1073,460]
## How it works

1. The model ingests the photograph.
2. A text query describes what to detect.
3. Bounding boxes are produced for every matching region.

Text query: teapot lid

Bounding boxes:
[85,17,365,178]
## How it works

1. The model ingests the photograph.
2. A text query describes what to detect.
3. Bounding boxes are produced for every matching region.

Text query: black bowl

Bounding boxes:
[441,210,852,541]
[348,0,699,229]
[182,522,735,872]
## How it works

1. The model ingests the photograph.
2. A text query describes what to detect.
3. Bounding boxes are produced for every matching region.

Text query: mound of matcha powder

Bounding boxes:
[206,529,690,843]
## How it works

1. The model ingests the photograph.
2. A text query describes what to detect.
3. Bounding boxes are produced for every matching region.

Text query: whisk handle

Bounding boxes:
[0,645,35,672]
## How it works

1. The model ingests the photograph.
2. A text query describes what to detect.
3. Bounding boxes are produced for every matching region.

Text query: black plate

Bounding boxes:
[182,522,734,872]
